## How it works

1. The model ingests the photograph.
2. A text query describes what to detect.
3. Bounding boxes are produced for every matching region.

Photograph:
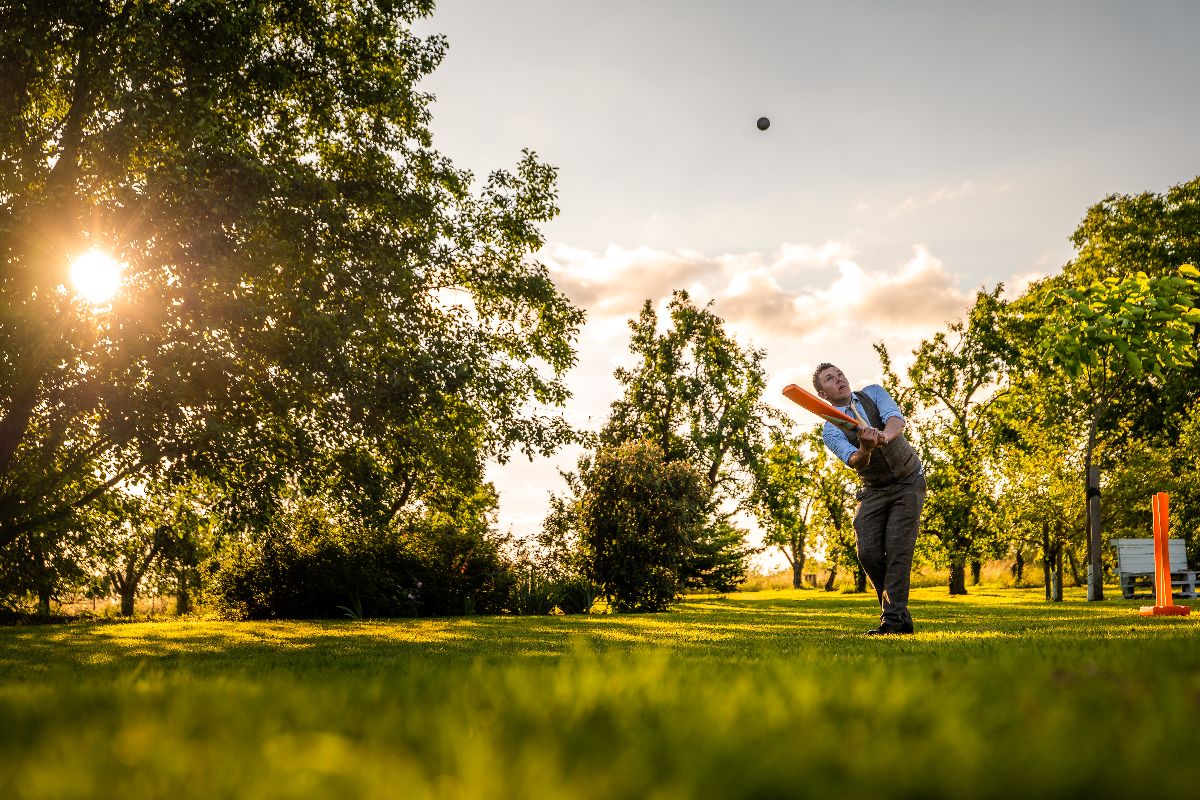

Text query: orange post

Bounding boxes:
[1139,492,1190,616]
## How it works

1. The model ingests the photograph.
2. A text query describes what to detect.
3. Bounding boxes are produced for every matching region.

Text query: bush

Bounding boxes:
[208,504,513,619]
[554,575,599,614]
[579,441,707,612]
[505,567,560,616]
[403,515,513,616]
[501,566,600,616]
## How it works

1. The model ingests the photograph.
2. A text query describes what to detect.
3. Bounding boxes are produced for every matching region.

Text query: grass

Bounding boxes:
[2,586,1198,799]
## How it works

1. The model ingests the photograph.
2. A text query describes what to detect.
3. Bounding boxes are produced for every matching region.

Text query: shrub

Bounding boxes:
[554,576,599,614]
[208,503,513,619]
[579,441,707,612]
[505,567,560,616]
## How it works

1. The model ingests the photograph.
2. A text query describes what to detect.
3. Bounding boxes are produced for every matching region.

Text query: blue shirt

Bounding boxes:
[821,384,905,467]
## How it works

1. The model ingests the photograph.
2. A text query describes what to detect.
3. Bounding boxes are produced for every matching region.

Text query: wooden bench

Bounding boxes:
[1112,538,1197,600]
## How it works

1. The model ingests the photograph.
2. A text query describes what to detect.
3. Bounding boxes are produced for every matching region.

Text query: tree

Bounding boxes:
[1018,177,1200,597]
[1067,178,1200,285]
[600,290,778,589]
[882,288,1012,594]
[578,440,707,612]
[805,428,863,592]
[752,429,820,589]
[0,522,89,616]
[0,1,582,553]
[1030,267,1199,597]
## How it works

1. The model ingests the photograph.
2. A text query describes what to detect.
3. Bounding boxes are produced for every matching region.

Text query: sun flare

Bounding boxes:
[70,249,123,305]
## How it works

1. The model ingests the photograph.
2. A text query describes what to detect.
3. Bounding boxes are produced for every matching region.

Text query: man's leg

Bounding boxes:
[879,474,926,629]
[853,489,890,611]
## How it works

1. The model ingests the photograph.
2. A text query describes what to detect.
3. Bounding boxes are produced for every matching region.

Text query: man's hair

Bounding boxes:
[812,362,837,393]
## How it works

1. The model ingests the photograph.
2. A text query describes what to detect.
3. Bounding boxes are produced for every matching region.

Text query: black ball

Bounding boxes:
[756,117,770,131]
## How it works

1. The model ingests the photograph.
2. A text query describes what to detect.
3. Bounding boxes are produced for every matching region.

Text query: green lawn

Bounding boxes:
[2,587,1197,799]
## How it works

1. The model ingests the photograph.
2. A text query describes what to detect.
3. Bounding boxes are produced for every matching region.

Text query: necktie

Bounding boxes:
[847,396,866,426]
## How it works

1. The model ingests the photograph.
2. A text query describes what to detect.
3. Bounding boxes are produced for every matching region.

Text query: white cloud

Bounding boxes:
[887,181,1012,217]
[546,240,973,342]
[543,239,858,322]
[1002,271,1044,301]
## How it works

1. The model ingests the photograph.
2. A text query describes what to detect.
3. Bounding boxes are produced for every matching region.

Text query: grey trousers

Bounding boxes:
[853,472,926,627]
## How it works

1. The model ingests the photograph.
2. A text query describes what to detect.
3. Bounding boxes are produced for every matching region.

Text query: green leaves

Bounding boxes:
[0,1,584,551]
[1035,270,1198,388]
[579,440,707,612]
[603,290,778,500]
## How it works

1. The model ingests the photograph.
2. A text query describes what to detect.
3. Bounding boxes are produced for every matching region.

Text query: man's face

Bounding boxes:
[817,366,851,403]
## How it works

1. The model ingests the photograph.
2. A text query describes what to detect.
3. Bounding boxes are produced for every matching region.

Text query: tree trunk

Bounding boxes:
[1067,548,1083,587]
[113,562,139,617]
[948,557,968,595]
[1053,544,1064,602]
[854,564,867,593]
[31,540,51,616]
[789,542,807,589]
[1087,464,1103,600]
[824,564,838,591]
[1041,523,1052,601]
[175,570,191,616]
[120,585,136,616]
[970,559,982,585]
[1013,548,1024,584]
[1084,412,1104,601]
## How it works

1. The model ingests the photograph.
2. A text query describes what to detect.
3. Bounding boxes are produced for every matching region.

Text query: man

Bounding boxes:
[813,363,925,635]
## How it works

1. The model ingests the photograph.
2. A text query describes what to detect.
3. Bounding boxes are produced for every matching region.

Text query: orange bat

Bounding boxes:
[782,383,860,432]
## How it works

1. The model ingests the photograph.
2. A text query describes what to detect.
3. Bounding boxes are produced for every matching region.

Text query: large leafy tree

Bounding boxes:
[1026,268,1198,596]
[988,178,1200,598]
[0,1,583,550]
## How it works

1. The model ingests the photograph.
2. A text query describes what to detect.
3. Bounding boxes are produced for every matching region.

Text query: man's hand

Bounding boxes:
[858,425,883,452]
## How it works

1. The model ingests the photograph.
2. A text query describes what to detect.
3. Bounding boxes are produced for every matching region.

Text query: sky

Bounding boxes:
[411,1,1200,566]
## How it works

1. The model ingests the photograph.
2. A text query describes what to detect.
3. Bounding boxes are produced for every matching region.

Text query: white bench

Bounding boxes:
[1112,538,1197,600]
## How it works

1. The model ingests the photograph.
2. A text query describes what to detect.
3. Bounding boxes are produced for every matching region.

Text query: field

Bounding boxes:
[2,587,1198,799]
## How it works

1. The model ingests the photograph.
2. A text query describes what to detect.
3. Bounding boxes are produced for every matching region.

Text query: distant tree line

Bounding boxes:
[739,177,1200,602]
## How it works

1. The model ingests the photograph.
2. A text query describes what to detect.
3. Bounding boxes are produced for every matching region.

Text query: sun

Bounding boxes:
[70,249,123,305]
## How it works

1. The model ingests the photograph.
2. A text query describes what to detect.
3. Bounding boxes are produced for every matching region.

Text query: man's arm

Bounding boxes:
[822,422,857,466]
[879,416,905,446]
[863,385,906,446]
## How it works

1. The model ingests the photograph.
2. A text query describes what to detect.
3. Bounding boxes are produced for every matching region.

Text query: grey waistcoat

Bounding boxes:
[843,391,921,489]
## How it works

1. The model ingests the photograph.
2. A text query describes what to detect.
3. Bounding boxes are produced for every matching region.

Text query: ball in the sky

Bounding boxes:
[756,116,770,131]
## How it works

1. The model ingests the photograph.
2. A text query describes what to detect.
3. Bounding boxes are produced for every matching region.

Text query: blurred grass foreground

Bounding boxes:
[2,587,1198,799]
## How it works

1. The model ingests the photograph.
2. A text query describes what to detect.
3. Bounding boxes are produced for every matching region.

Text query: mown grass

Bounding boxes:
[2,586,1197,799]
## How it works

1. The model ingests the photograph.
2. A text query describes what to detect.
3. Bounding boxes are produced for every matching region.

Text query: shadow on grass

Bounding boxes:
[0,587,1196,679]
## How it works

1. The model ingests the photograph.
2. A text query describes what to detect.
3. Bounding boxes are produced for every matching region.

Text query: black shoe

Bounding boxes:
[864,625,903,636]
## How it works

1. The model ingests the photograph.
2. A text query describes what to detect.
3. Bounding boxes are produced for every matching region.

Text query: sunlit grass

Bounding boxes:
[1,587,1197,799]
